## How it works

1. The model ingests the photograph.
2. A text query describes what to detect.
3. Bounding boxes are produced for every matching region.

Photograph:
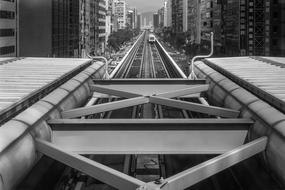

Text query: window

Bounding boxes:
[0,10,15,19]
[0,45,15,55]
[0,28,15,37]
[0,0,15,2]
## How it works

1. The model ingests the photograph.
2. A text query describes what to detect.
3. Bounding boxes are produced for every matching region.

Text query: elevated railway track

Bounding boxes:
[0,32,284,190]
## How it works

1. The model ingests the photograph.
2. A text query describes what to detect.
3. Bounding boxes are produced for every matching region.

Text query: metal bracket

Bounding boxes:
[137,178,168,190]
[87,55,110,79]
[188,32,214,80]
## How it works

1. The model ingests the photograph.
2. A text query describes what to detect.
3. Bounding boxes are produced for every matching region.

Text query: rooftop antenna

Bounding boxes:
[87,54,110,80]
[188,32,214,80]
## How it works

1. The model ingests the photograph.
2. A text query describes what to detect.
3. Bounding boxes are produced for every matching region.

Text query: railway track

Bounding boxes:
[50,32,283,190]
[53,32,183,189]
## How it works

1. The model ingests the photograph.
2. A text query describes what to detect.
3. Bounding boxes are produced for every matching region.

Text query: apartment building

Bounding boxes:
[158,7,164,28]
[182,0,201,44]
[0,0,17,57]
[171,0,183,33]
[153,13,159,29]
[18,0,80,57]
[114,0,126,29]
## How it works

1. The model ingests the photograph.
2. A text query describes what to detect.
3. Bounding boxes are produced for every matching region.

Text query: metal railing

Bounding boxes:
[87,55,110,79]
[188,32,214,80]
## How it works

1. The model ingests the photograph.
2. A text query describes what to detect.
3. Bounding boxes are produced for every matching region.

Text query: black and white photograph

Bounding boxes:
[0,0,285,189]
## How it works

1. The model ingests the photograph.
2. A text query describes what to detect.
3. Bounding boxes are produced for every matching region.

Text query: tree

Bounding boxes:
[107,29,137,52]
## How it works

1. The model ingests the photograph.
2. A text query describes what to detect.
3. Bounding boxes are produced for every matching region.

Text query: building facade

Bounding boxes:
[153,13,159,29]
[18,0,80,57]
[270,0,285,56]
[183,0,201,44]
[80,0,91,57]
[200,0,222,54]
[163,1,168,27]
[220,0,285,56]
[96,0,106,55]
[17,0,107,58]
[137,14,141,30]
[105,0,112,44]
[171,0,183,33]
[127,9,134,29]
[166,0,172,27]
[0,0,17,57]
[220,0,240,56]
[133,8,138,29]
[114,0,126,29]
[158,7,164,28]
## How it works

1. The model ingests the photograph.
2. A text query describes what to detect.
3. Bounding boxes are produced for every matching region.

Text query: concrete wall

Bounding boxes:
[195,61,285,186]
[19,0,52,57]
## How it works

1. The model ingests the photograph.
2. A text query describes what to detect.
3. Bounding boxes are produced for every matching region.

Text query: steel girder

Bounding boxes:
[38,79,267,190]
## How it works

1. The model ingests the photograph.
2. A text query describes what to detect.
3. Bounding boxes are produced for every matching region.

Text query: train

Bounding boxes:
[148,34,156,43]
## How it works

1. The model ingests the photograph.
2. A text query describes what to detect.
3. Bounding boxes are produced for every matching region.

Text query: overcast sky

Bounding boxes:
[126,0,164,13]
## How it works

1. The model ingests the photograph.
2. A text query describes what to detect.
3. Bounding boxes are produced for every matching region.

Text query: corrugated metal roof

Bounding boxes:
[0,57,91,111]
[203,56,285,113]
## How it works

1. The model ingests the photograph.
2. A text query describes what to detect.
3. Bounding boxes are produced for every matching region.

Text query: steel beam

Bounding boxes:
[92,84,204,97]
[35,139,144,190]
[157,85,209,98]
[93,79,206,85]
[48,118,253,131]
[62,97,149,118]
[52,130,248,154]
[149,96,240,118]
[92,85,141,98]
[158,137,267,190]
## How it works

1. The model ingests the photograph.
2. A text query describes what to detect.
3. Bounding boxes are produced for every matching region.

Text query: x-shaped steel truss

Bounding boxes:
[36,79,267,190]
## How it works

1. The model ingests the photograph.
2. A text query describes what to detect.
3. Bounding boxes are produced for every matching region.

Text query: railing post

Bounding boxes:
[87,55,110,79]
[188,32,214,80]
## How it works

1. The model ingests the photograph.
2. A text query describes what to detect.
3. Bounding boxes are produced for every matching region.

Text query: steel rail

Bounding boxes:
[114,32,146,78]
[110,31,145,78]
[150,43,171,78]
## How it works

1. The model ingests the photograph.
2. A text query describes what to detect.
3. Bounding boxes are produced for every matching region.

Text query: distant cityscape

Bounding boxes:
[0,0,285,58]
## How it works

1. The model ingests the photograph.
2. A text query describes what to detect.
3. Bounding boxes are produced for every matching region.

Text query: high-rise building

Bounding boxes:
[80,0,106,57]
[220,0,240,56]
[220,0,285,56]
[105,0,112,44]
[133,8,138,29]
[200,0,222,53]
[153,13,159,29]
[127,9,134,29]
[163,1,168,27]
[0,0,17,57]
[144,17,147,28]
[158,7,164,28]
[183,0,201,44]
[80,0,91,57]
[137,14,141,30]
[95,0,106,55]
[114,0,126,29]
[17,0,107,58]
[112,14,119,32]
[270,0,285,56]
[171,0,183,33]
[18,0,80,57]
[166,0,172,27]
